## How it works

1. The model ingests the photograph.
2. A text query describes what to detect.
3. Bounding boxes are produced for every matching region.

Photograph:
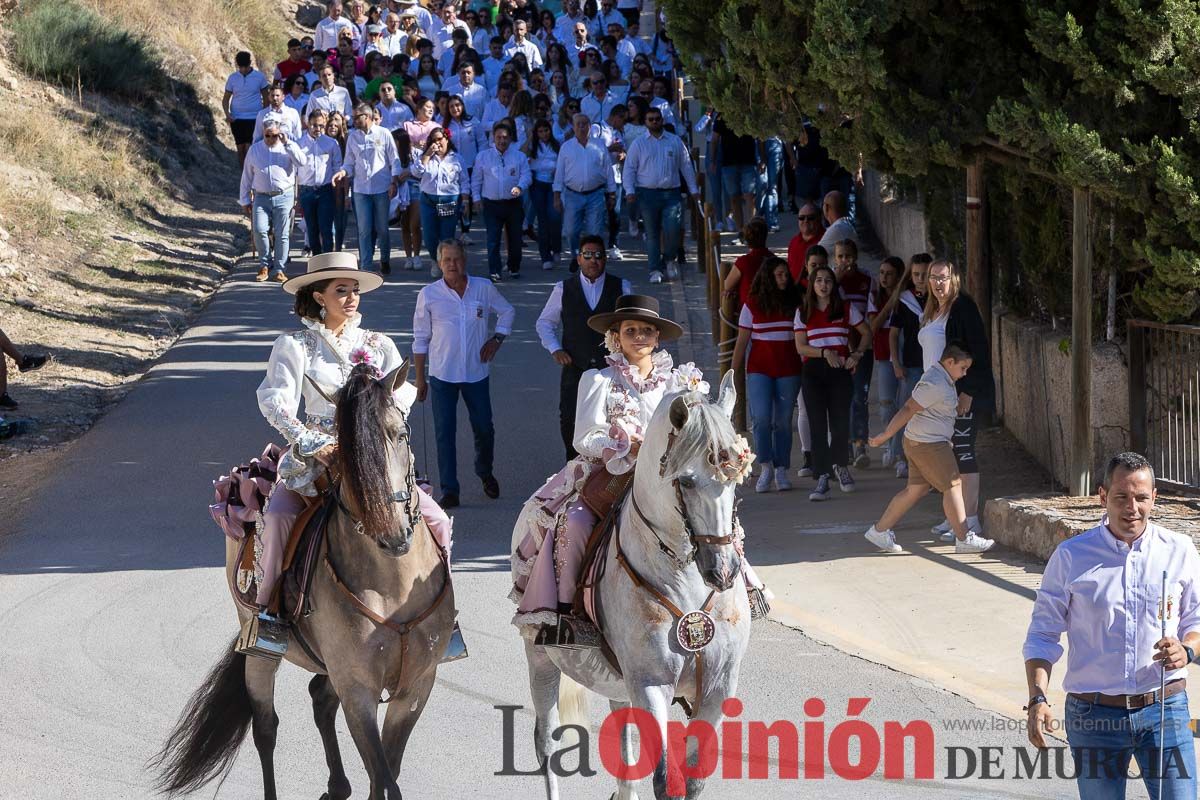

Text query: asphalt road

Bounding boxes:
[0,239,1102,798]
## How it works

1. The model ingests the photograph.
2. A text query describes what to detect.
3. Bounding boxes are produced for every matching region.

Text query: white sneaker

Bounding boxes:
[774,467,792,492]
[931,519,952,536]
[864,526,903,554]
[666,263,680,280]
[608,246,623,261]
[406,256,419,271]
[649,270,664,284]
[939,516,980,542]
[881,451,894,468]
[542,260,555,271]
[755,465,774,493]
[955,531,995,554]
[430,261,442,278]
[722,217,736,233]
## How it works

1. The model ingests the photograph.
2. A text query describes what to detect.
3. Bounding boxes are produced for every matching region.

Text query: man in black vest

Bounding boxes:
[535,234,631,459]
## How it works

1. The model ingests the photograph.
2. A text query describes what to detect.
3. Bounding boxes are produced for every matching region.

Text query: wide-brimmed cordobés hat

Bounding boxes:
[587,294,683,341]
[282,252,385,295]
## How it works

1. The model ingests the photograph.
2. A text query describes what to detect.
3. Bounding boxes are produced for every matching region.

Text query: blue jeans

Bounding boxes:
[530,180,562,261]
[333,190,348,250]
[482,198,524,275]
[850,349,875,442]
[746,372,801,468]
[298,184,335,255]
[1065,691,1196,799]
[757,138,784,228]
[419,192,461,262]
[706,158,725,220]
[352,190,390,270]
[429,375,495,495]
[872,359,903,460]
[252,189,293,275]
[560,187,605,258]
[638,187,682,273]
[894,366,924,462]
[721,164,757,198]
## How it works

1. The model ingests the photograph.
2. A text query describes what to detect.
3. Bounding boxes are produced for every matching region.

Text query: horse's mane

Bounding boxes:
[334,364,401,535]
[655,390,743,484]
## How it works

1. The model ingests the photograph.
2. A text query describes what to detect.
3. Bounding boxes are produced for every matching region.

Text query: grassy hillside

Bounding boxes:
[0,0,297,456]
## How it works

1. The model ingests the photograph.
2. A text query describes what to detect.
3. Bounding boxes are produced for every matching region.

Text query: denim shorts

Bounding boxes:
[722,165,758,196]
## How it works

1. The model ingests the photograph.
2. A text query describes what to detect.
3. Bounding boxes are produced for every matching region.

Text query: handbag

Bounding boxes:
[579,465,634,518]
[434,200,458,217]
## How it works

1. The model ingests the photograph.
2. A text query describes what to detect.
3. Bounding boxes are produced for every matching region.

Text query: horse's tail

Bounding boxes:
[149,635,252,796]
[557,673,590,731]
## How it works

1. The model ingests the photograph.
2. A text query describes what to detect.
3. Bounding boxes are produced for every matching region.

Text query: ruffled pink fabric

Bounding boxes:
[209,443,284,541]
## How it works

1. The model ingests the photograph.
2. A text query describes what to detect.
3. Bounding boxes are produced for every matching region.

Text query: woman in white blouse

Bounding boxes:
[446,95,486,240]
[509,296,769,646]
[521,118,562,270]
[255,253,452,614]
[410,127,468,269]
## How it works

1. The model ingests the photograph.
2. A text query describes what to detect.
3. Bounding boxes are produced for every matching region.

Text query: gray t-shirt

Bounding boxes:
[905,362,958,443]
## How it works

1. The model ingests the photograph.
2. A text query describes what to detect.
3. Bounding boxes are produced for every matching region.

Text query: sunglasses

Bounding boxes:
[798,214,819,221]
[579,251,605,260]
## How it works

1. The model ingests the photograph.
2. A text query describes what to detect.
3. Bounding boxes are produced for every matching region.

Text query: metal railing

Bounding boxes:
[1128,320,1200,490]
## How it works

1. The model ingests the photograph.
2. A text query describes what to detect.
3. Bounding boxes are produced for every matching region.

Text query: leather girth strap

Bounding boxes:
[322,522,453,704]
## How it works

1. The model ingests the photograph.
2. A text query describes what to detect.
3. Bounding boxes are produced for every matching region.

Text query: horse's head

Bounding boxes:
[639,370,753,592]
[329,361,419,557]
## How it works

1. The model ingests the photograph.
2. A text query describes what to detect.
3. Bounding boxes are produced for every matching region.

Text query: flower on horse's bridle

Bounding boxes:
[350,347,384,379]
[713,435,754,484]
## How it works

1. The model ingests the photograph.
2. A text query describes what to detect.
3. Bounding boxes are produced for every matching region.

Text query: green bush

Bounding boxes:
[11,0,167,98]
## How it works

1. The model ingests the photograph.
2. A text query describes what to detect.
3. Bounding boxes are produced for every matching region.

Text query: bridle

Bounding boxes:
[333,417,421,547]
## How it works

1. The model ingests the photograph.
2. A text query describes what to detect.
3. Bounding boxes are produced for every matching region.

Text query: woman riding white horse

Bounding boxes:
[255,251,453,617]
[510,294,769,647]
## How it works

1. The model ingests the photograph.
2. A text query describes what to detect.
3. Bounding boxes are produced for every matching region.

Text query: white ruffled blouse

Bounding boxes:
[256,315,416,494]
[572,351,709,475]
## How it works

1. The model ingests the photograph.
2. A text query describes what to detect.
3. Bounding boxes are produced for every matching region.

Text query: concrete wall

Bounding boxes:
[857,171,932,259]
[992,310,1130,490]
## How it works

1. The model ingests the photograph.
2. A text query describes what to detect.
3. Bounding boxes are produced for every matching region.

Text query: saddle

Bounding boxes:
[571,483,631,678]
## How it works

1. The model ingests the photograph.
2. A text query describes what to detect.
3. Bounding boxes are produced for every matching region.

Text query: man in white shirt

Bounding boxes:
[818,189,858,251]
[503,20,543,69]
[472,124,531,280]
[253,86,304,142]
[1023,452,1200,799]
[535,234,630,458]
[580,73,619,129]
[481,83,515,140]
[442,63,488,120]
[238,119,309,282]
[223,51,271,166]
[605,23,636,75]
[332,103,401,274]
[622,106,697,283]
[302,50,331,95]
[306,63,353,121]
[380,12,408,57]
[625,20,652,57]
[590,105,628,260]
[555,0,586,42]
[295,110,342,256]
[412,239,515,508]
[553,113,615,261]
[375,81,413,129]
[564,21,591,66]
[595,0,625,38]
[314,0,358,52]
[480,37,507,93]
[392,0,433,36]
[430,2,471,59]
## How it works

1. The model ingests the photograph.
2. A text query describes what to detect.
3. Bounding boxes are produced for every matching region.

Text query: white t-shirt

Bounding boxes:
[917,313,948,373]
[225,70,271,120]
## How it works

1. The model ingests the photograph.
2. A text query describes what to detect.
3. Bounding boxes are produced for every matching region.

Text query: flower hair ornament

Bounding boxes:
[349,347,384,379]
[714,434,755,484]
[604,328,622,354]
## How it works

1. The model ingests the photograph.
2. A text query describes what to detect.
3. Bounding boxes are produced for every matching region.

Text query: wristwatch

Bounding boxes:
[1184,645,1195,665]
[491,333,506,344]
[1024,693,1049,711]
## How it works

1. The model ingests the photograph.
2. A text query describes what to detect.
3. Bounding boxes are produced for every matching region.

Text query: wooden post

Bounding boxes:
[965,155,990,335]
[717,259,746,432]
[1070,186,1094,496]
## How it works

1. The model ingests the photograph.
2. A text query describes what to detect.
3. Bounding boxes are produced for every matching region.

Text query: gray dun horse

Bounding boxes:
[515,371,753,800]
[152,362,456,800]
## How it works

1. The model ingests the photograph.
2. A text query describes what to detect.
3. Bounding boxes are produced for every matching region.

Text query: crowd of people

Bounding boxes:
[229,0,698,285]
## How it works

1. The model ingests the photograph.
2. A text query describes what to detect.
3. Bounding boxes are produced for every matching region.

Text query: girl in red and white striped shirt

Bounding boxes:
[732,256,802,493]
[793,264,871,501]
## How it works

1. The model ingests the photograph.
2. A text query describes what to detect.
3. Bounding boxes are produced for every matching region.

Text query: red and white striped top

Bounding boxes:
[792,304,865,361]
[739,300,802,377]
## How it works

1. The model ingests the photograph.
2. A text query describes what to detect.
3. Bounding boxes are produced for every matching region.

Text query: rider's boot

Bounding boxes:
[439,620,469,663]
[533,603,600,650]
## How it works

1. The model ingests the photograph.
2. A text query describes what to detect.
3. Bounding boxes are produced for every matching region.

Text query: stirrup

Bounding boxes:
[748,587,771,621]
[236,610,290,661]
[439,621,469,664]
[533,614,600,651]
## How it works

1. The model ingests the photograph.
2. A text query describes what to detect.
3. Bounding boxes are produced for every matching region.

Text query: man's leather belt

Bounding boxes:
[567,185,604,193]
[1069,678,1185,710]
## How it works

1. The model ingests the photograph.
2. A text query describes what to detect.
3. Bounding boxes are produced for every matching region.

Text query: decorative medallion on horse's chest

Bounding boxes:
[676,609,716,652]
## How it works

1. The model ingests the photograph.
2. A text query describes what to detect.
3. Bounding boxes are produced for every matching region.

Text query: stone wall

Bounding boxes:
[856,171,931,259]
[991,310,1131,490]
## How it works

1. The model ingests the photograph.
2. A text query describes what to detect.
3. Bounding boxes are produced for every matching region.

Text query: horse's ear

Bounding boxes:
[305,375,338,405]
[381,360,411,393]
[670,394,690,430]
[717,369,736,419]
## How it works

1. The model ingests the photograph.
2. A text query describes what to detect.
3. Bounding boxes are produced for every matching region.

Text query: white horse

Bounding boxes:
[515,371,753,800]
